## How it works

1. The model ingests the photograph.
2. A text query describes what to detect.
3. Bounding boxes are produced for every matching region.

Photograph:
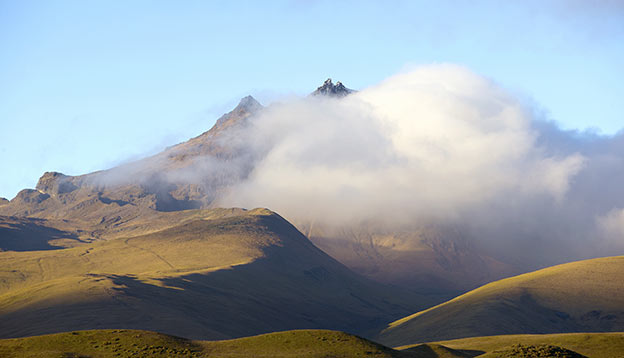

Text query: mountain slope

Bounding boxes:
[0,208,432,340]
[307,223,515,295]
[377,256,624,346]
[0,95,263,221]
[0,216,80,251]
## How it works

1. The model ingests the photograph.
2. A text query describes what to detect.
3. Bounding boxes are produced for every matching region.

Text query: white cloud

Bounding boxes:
[221,64,585,227]
[597,208,624,244]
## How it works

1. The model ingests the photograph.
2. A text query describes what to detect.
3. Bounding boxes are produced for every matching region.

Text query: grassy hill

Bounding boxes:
[377,256,624,346]
[410,332,624,358]
[0,208,432,340]
[3,329,620,358]
[0,329,415,358]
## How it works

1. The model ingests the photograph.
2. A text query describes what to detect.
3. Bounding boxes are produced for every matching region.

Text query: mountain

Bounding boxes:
[0,208,434,340]
[311,78,354,97]
[0,94,263,221]
[377,255,624,347]
[0,81,520,297]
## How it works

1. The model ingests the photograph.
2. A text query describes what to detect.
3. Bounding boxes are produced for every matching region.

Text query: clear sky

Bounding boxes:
[1,0,623,199]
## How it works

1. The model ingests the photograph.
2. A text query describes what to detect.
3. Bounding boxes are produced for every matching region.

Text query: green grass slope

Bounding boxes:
[0,208,431,340]
[0,329,203,358]
[412,332,624,358]
[402,343,475,357]
[0,329,426,358]
[378,256,624,346]
[3,329,620,358]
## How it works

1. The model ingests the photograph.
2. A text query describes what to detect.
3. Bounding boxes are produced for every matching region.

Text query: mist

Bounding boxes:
[210,64,624,266]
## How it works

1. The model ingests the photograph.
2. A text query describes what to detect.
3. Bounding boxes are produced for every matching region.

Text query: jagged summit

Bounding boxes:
[214,95,263,129]
[236,95,262,112]
[36,171,77,195]
[312,78,354,97]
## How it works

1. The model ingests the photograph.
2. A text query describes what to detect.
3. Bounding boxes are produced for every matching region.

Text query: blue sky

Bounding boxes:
[1,0,623,199]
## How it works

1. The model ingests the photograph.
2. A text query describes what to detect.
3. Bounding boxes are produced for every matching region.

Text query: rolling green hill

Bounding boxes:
[0,329,464,358]
[378,256,624,346]
[0,208,432,340]
[3,329,621,358]
[413,332,624,358]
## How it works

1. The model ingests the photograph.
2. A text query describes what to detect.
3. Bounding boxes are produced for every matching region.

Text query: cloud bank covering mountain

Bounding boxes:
[3,64,623,277]
[213,65,623,267]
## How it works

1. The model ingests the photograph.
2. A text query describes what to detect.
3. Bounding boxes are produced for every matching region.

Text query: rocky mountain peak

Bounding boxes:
[36,172,77,195]
[312,78,354,97]
[236,95,262,112]
[214,95,263,129]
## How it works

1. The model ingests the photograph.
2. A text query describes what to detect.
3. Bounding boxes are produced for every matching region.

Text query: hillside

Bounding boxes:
[3,329,620,358]
[307,223,515,295]
[0,329,421,358]
[0,208,432,340]
[416,332,624,358]
[377,256,624,346]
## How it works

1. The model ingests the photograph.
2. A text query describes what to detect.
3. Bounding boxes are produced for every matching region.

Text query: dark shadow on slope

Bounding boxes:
[0,217,78,251]
[141,177,203,212]
[100,248,426,340]
[0,243,431,340]
[0,212,438,340]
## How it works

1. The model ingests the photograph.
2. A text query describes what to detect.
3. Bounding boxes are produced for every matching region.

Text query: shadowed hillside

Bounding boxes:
[0,208,432,340]
[378,256,624,346]
[306,223,515,296]
[0,216,79,251]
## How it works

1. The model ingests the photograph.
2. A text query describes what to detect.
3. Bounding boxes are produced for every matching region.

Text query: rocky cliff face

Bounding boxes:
[36,172,78,195]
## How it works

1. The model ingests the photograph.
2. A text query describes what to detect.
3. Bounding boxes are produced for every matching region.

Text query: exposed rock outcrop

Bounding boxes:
[312,78,354,97]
